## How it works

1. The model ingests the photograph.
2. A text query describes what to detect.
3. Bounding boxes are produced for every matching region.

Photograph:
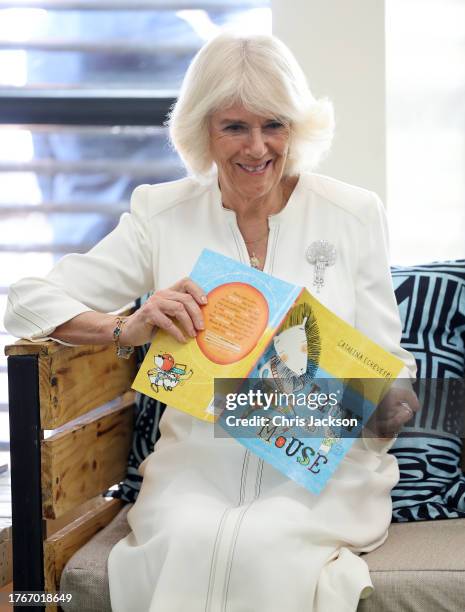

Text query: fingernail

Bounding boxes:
[200,295,207,304]
[190,330,197,338]
[400,402,414,417]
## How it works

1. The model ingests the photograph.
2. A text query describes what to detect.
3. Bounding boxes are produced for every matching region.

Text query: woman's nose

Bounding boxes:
[244,127,268,158]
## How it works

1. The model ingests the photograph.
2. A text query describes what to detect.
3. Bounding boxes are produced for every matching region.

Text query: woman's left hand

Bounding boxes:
[365,386,421,439]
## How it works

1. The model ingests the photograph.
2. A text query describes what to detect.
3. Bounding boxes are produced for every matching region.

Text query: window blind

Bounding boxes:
[0,0,272,448]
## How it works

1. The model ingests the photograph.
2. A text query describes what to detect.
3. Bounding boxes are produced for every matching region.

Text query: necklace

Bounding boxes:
[249,252,261,269]
[220,186,289,271]
[245,230,268,269]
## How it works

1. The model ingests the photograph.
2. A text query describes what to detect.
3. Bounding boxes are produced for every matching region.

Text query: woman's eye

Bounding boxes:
[224,124,245,133]
[266,121,285,130]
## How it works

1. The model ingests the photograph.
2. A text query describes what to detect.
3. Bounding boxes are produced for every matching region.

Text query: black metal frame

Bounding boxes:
[7,354,45,611]
[0,92,175,126]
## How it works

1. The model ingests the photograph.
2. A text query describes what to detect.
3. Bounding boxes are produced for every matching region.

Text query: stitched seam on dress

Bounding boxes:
[205,507,230,612]
[305,178,372,226]
[219,209,275,612]
[6,304,46,331]
[239,450,250,506]
[254,459,263,499]
[8,287,55,329]
[145,180,213,222]
[143,183,156,286]
[222,503,254,612]
[238,453,246,506]
[269,225,279,275]
[229,225,247,265]
[251,223,275,501]
[230,222,252,510]
[250,224,275,502]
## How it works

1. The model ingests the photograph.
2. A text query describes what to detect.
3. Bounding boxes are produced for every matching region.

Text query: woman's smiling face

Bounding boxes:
[209,103,291,201]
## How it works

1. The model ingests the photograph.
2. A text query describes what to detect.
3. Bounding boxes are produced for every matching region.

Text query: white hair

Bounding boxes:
[168,32,335,179]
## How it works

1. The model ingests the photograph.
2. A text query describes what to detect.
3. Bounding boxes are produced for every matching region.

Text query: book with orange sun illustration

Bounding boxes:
[132,249,404,423]
[132,249,407,494]
[132,249,300,421]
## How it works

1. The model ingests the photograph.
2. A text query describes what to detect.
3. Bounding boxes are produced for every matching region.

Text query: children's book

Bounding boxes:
[132,249,405,494]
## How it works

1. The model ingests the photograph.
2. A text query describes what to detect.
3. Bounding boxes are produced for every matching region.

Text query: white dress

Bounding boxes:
[4,172,416,612]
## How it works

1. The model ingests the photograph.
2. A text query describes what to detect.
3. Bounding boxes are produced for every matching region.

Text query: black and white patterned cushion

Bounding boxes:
[108,294,167,504]
[389,261,465,522]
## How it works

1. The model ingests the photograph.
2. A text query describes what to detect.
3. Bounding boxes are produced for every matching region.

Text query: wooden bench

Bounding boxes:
[5,339,136,612]
[5,339,465,612]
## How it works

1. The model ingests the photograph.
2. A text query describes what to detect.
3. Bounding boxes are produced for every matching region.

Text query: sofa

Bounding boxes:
[6,261,465,612]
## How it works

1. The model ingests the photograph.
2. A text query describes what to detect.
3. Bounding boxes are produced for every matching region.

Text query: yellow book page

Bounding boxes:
[132,281,278,421]
[294,289,404,404]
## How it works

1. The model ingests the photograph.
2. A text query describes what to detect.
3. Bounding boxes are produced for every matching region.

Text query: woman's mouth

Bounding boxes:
[237,160,272,175]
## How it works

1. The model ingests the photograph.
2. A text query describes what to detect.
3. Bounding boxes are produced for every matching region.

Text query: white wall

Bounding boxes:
[272,0,387,202]
[385,0,465,263]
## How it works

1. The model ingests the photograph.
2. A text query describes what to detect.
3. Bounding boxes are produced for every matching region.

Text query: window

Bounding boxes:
[386,0,465,264]
[0,1,272,449]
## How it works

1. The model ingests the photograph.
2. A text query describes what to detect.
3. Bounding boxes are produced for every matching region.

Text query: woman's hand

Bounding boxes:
[365,386,421,439]
[120,278,207,346]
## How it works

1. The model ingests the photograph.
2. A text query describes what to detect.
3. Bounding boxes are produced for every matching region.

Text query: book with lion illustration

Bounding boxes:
[132,249,405,494]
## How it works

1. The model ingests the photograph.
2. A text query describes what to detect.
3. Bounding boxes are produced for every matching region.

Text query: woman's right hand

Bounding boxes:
[120,278,207,346]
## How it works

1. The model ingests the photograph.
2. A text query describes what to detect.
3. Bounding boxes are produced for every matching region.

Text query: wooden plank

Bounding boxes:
[41,343,136,429]
[5,307,136,429]
[0,526,12,588]
[0,581,14,612]
[4,307,134,358]
[41,397,133,519]
[4,339,60,357]
[45,495,119,539]
[6,339,136,429]
[43,498,123,611]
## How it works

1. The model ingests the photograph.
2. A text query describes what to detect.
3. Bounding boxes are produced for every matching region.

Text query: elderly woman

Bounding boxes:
[5,33,418,612]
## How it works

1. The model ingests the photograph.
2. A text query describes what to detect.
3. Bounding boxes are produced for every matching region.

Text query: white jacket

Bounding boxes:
[5,172,417,611]
[4,171,416,381]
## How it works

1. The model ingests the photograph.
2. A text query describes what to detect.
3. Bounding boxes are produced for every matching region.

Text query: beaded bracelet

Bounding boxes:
[112,316,134,359]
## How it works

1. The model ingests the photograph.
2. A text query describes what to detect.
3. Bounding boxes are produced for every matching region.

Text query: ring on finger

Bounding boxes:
[399,401,414,419]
